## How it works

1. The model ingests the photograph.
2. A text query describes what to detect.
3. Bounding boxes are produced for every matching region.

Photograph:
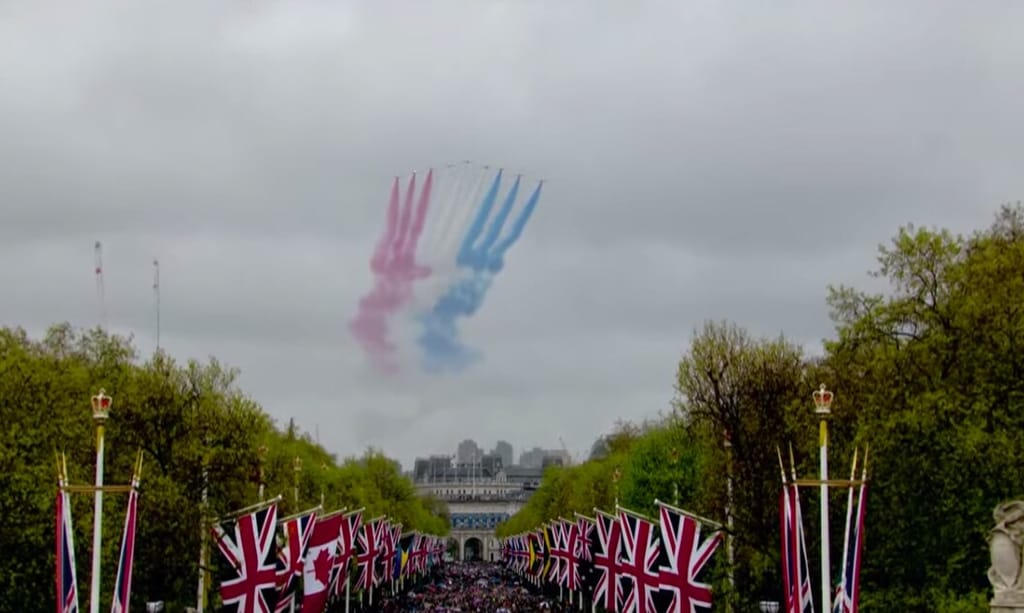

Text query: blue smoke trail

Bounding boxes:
[418,175,544,373]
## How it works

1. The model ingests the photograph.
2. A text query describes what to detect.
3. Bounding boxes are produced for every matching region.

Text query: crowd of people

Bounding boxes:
[373,562,572,612]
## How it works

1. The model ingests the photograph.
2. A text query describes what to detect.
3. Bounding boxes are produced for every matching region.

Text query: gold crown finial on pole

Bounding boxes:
[91,389,112,423]
[813,383,834,415]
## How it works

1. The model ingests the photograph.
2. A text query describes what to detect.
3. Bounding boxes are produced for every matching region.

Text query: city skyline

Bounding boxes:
[405,437,572,472]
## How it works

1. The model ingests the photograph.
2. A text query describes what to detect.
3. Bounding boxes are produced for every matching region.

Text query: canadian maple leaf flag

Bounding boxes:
[301,512,345,613]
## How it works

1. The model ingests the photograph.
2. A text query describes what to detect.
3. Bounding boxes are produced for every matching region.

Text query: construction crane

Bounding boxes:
[558,436,573,466]
[153,258,160,350]
[94,241,106,328]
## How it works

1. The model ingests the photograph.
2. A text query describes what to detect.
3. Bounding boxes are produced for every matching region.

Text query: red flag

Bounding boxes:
[110,481,140,613]
[300,512,344,613]
[56,472,80,613]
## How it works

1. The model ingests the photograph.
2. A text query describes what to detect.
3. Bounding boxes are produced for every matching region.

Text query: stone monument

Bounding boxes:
[989,500,1024,611]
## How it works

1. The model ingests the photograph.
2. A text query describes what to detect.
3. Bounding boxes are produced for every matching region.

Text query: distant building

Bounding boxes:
[411,439,555,562]
[457,439,481,464]
[541,455,565,468]
[412,455,455,482]
[493,440,514,468]
[519,446,570,469]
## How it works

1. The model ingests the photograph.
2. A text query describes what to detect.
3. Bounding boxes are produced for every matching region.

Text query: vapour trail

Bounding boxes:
[438,166,492,265]
[349,170,434,374]
[417,177,544,373]
[410,164,493,314]
[418,162,459,257]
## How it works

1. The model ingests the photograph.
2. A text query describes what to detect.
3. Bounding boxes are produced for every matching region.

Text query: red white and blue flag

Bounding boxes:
[110,477,140,613]
[331,509,362,597]
[55,470,79,613]
[274,508,317,612]
[655,501,723,613]
[618,508,664,613]
[353,516,382,591]
[593,510,624,612]
[560,518,581,591]
[833,474,867,613]
[212,502,280,613]
[576,515,595,564]
[546,521,567,586]
[375,520,399,586]
[781,483,813,613]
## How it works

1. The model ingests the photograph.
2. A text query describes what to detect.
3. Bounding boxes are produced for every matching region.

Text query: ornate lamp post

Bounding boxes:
[89,389,112,613]
[257,445,268,502]
[293,456,302,507]
[320,461,328,507]
[723,429,736,607]
[813,384,835,613]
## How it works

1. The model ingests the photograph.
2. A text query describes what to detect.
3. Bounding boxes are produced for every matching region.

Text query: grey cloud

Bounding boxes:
[0,0,1021,468]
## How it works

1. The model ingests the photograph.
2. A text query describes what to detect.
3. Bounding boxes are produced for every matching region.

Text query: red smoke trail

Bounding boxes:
[349,170,434,373]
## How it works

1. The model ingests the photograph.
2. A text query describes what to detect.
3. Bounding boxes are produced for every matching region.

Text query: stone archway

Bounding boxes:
[463,537,483,561]
[446,537,459,561]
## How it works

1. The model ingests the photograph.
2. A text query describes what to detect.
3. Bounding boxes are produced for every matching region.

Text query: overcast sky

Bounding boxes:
[1,0,1021,469]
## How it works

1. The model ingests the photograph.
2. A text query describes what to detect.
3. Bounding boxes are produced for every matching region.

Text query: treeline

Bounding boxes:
[0,327,449,613]
[499,204,1024,612]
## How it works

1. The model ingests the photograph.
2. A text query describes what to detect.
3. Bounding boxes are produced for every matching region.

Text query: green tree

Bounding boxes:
[0,324,447,613]
[825,205,1024,609]
[673,321,809,609]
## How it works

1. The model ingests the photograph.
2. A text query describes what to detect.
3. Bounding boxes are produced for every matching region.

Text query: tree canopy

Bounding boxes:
[0,326,447,613]
[500,204,1024,611]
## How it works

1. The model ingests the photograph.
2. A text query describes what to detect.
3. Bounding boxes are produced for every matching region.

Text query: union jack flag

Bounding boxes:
[781,483,813,613]
[331,509,362,597]
[592,511,624,612]
[353,517,381,591]
[212,502,280,613]
[618,509,664,613]
[833,477,867,613]
[411,531,430,576]
[375,521,399,585]
[274,509,317,612]
[560,518,581,591]
[55,471,79,613]
[110,478,140,613]
[548,521,569,586]
[576,515,595,563]
[574,515,597,600]
[655,501,723,613]
[515,533,530,579]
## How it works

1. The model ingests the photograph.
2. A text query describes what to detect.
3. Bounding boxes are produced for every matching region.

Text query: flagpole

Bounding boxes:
[88,389,111,613]
[293,456,302,509]
[196,440,210,613]
[723,428,736,609]
[837,448,859,603]
[814,384,834,613]
[257,445,268,503]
